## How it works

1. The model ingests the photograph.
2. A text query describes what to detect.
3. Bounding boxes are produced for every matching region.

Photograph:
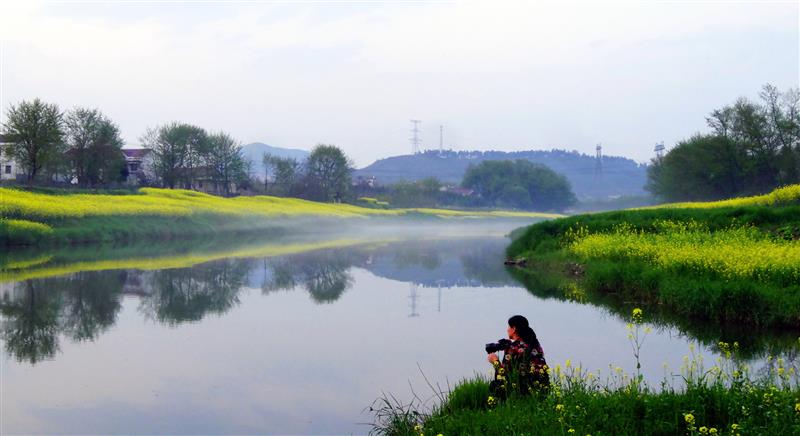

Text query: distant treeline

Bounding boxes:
[355,159,576,212]
[0,98,356,202]
[354,148,648,199]
[647,84,800,202]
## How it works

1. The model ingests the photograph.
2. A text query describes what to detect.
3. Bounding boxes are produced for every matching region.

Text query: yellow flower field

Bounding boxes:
[0,187,561,221]
[644,184,800,210]
[570,220,800,282]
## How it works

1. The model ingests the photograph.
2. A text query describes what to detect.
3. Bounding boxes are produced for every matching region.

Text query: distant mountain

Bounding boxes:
[354,149,648,199]
[241,142,310,180]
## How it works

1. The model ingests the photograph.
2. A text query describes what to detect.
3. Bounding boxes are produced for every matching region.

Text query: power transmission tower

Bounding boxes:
[595,143,603,177]
[439,125,444,155]
[408,283,419,317]
[410,119,421,154]
[654,141,665,159]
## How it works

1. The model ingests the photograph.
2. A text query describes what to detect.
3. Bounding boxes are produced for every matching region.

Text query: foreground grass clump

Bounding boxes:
[375,310,800,435]
[506,184,800,330]
[0,187,557,246]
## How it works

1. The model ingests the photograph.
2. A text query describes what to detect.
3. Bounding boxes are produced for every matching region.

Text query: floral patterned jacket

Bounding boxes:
[493,340,550,391]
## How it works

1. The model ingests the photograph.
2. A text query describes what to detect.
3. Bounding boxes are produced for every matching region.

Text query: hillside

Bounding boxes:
[241,142,310,180]
[354,149,647,199]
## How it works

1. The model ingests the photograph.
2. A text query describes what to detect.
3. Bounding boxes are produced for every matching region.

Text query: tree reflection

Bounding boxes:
[1,281,63,363]
[0,237,517,364]
[139,258,253,325]
[261,249,354,304]
[61,271,124,341]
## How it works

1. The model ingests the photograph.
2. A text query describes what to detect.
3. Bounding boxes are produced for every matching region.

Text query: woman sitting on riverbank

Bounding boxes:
[487,315,550,397]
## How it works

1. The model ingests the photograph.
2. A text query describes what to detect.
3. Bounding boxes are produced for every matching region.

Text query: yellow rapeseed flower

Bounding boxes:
[684,413,695,424]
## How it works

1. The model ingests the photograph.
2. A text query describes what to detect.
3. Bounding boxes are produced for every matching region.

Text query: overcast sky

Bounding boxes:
[1,0,798,167]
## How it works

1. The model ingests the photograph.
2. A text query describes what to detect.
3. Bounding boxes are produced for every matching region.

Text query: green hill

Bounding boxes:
[354,149,647,199]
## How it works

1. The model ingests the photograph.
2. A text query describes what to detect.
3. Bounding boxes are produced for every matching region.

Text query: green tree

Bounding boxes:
[141,122,207,188]
[462,160,576,211]
[206,132,247,195]
[650,84,800,202]
[64,108,125,186]
[263,153,300,196]
[304,144,353,202]
[1,98,64,183]
[389,177,443,207]
[646,134,745,201]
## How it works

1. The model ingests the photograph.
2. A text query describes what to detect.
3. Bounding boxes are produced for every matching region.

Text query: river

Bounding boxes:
[0,226,774,434]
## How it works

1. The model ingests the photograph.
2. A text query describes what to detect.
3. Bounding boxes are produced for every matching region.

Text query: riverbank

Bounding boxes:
[375,310,800,435]
[505,185,800,334]
[0,188,558,246]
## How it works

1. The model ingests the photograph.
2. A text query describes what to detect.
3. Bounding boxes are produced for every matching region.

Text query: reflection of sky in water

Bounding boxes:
[0,238,746,434]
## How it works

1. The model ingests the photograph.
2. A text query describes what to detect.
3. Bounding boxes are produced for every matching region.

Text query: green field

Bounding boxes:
[0,188,558,246]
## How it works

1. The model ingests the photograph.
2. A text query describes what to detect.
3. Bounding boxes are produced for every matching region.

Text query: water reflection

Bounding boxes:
[1,238,513,364]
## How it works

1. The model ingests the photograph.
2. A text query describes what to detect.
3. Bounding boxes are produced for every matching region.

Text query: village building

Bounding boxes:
[122,148,155,186]
[0,134,21,182]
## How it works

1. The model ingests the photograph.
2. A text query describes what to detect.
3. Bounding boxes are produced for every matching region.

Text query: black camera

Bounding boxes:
[485,338,512,354]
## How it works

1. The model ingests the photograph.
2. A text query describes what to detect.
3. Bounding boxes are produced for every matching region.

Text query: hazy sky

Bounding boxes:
[1,0,798,167]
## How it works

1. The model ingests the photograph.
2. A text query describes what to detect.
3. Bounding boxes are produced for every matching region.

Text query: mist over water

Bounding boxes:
[0,223,778,434]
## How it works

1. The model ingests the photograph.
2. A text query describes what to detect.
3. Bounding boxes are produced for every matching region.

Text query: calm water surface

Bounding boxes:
[0,232,764,434]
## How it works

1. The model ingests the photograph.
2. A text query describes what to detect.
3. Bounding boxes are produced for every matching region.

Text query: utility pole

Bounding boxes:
[654,141,665,159]
[410,119,421,154]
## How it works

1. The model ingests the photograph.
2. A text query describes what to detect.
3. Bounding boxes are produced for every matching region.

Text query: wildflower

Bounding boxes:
[699,426,708,434]
[487,396,496,407]
[568,430,575,434]
[709,428,718,434]
[731,424,740,430]
[795,402,800,413]
[555,404,565,412]
[632,307,643,322]
[684,413,695,424]
[414,424,422,431]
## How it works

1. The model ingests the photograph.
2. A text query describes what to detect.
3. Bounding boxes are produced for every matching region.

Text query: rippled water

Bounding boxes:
[0,231,773,434]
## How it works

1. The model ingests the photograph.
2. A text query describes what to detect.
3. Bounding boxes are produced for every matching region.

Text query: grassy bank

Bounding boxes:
[0,188,559,246]
[376,310,800,435]
[505,185,800,333]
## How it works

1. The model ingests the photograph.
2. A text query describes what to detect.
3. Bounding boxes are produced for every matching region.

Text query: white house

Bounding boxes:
[0,134,20,182]
[122,148,155,185]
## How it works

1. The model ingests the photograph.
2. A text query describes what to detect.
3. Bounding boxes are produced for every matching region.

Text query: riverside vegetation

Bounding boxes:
[374,185,800,434]
[0,187,558,246]
[507,184,800,333]
[374,308,800,435]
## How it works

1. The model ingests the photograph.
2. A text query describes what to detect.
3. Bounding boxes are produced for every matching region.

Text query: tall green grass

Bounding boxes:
[374,310,800,435]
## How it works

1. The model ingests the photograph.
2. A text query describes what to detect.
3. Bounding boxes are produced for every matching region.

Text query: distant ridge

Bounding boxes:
[242,142,309,180]
[354,149,648,199]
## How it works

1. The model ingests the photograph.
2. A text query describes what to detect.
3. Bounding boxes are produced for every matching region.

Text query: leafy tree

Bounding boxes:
[304,144,353,202]
[141,122,207,188]
[1,98,64,183]
[389,177,443,207]
[646,135,745,201]
[650,84,800,202]
[462,160,576,211]
[263,153,300,196]
[206,132,247,195]
[64,108,125,186]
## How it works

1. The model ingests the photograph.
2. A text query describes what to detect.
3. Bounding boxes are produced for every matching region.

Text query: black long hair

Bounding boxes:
[508,315,540,349]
